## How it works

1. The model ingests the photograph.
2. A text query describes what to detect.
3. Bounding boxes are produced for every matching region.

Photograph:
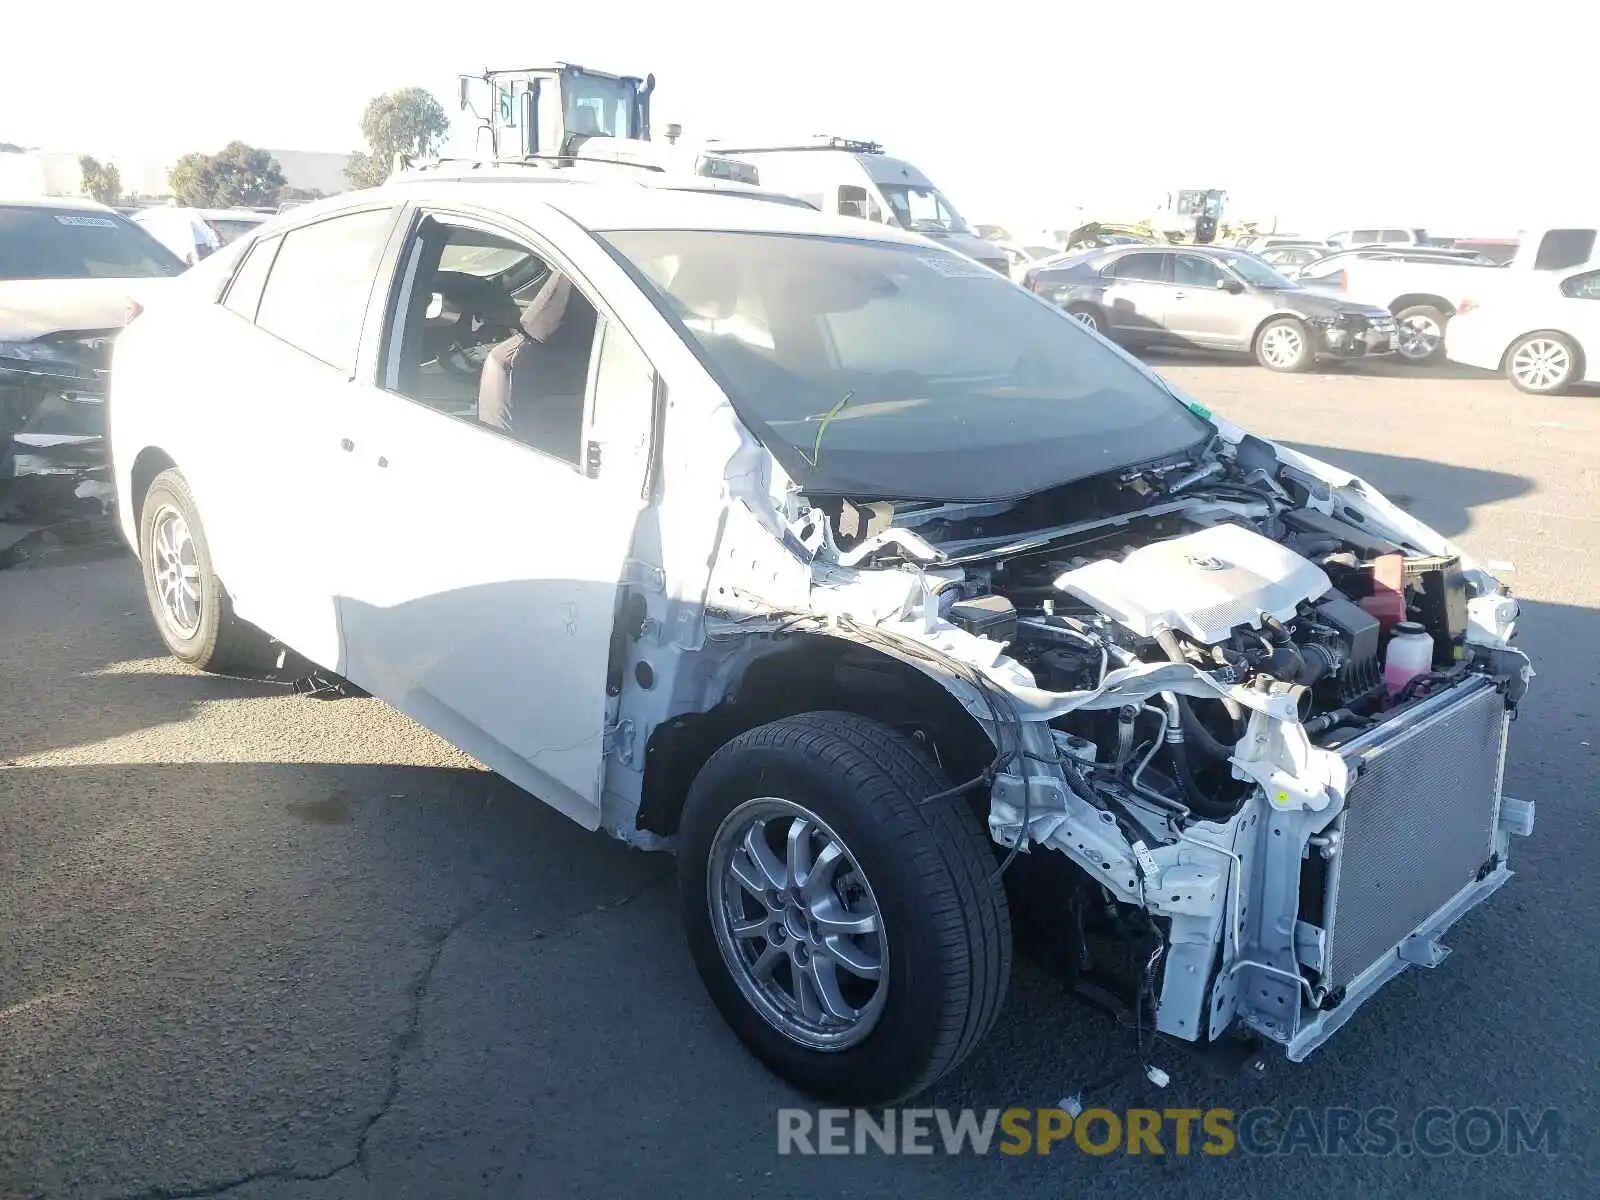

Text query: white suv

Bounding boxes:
[110,178,1534,1102]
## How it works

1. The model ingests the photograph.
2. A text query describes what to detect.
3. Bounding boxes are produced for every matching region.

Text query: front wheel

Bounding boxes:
[678,712,1012,1104]
[1394,304,1449,364]
[138,469,275,672]
[1255,316,1314,372]
[1506,332,1579,395]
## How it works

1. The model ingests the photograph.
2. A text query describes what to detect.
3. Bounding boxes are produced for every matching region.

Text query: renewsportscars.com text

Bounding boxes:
[777,1106,1562,1157]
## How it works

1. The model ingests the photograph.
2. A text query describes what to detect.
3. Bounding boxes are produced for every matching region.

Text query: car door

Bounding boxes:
[1165,253,1249,347]
[334,206,658,830]
[188,204,401,671]
[1097,250,1172,339]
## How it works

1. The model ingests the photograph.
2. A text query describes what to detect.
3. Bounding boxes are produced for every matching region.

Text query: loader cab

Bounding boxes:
[455,63,758,185]
[461,63,651,161]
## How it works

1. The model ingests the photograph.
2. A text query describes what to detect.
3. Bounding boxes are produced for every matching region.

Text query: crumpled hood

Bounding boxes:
[1273,286,1389,321]
[0,277,171,341]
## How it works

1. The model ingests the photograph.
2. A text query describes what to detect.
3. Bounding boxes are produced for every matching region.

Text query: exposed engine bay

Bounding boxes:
[719,421,1535,1064]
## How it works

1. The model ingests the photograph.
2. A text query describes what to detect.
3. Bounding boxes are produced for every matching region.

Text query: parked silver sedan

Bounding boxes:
[1030,244,1397,371]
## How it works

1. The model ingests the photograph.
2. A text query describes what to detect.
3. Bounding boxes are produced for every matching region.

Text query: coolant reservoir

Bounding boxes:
[1384,621,1434,698]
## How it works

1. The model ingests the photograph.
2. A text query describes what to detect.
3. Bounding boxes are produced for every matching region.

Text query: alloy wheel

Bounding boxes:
[707,797,889,1051]
[1510,338,1571,391]
[150,504,202,638]
[1260,323,1305,368]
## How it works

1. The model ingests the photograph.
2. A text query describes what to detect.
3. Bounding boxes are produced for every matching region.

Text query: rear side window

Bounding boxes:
[1103,252,1166,281]
[1560,271,1600,300]
[222,235,281,322]
[1534,229,1596,272]
[1352,229,1380,243]
[0,206,184,280]
[255,209,394,373]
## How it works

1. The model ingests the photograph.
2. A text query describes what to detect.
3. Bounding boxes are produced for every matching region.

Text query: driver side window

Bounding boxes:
[385,216,600,467]
[1173,255,1226,287]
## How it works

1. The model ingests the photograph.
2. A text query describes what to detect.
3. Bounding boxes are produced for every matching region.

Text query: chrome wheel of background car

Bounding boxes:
[1397,313,1443,361]
[1509,337,1572,392]
[707,797,889,1052]
[150,504,202,638]
[1259,323,1305,369]
[1069,309,1101,332]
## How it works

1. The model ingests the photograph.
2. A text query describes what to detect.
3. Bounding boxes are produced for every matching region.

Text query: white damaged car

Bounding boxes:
[108,180,1534,1103]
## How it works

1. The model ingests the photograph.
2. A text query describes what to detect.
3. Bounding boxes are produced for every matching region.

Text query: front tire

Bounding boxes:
[1255,316,1314,372]
[1506,332,1579,395]
[1394,304,1448,364]
[138,469,274,672]
[678,712,1012,1104]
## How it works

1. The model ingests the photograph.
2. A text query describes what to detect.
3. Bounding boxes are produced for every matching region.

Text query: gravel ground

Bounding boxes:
[1,358,1595,1199]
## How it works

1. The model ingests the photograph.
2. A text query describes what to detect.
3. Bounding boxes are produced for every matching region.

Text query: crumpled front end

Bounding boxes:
[1,333,114,523]
[724,418,1535,1061]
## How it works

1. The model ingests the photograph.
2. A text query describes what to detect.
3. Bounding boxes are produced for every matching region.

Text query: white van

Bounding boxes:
[718,139,1010,275]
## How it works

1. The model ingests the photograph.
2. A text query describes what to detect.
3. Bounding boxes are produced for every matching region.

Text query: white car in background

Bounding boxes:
[129,207,271,267]
[1446,265,1600,394]
[995,240,1062,282]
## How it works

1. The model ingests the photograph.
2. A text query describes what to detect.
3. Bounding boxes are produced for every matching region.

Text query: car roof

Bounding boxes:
[359,177,931,245]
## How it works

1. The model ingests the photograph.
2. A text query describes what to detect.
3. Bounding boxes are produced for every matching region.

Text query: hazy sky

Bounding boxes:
[7,2,1597,235]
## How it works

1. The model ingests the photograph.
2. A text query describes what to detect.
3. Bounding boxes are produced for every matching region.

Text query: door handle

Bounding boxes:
[1173,291,1189,299]
[339,438,355,452]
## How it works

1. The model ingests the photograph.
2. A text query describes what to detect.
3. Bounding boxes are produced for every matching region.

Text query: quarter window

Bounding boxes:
[221,234,280,322]
[254,208,395,373]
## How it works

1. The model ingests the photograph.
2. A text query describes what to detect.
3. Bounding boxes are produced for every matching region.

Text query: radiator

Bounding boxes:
[1320,676,1509,989]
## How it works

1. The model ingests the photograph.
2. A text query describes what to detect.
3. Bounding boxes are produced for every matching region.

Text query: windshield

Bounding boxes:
[601,230,1211,501]
[877,184,970,235]
[0,206,185,281]
[564,73,635,138]
[1213,251,1297,289]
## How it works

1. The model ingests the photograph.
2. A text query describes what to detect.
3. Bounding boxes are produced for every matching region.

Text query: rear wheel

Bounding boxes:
[1255,316,1314,372]
[1394,304,1448,364]
[1506,332,1579,395]
[678,711,1011,1104]
[1065,303,1107,334]
[139,469,275,672]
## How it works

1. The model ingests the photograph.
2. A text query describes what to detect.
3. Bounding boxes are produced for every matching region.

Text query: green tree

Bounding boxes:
[78,155,122,205]
[168,143,285,207]
[345,87,449,188]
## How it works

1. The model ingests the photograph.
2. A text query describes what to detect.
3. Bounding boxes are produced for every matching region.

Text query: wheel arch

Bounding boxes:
[1251,310,1309,350]
[1389,293,1456,318]
[638,633,997,838]
[126,446,179,554]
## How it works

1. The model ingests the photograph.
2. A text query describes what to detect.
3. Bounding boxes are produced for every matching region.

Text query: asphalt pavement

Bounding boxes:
[2,360,1596,1199]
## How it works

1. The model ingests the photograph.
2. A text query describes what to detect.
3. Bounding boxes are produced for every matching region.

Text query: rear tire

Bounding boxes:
[1394,304,1448,364]
[1505,332,1579,395]
[1255,316,1314,372]
[138,469,275,673]
[677,711,1011,1104]
[1066,303,1107,335]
